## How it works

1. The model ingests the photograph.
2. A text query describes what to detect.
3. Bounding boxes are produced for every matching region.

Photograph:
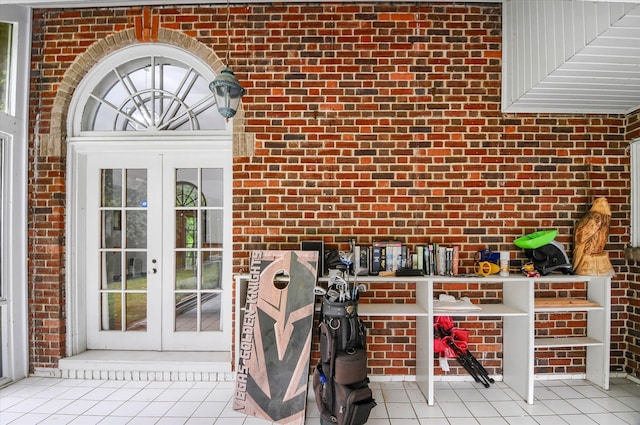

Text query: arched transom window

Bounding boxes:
[70,44,228,135]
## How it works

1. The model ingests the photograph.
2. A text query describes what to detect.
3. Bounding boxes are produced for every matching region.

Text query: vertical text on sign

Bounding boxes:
[234,251,262,406]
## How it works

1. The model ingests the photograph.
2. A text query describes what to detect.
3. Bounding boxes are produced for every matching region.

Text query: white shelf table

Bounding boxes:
[234,273,611,406]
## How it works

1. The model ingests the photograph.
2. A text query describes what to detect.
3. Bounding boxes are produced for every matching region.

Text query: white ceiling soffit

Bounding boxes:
[503,0,640,114]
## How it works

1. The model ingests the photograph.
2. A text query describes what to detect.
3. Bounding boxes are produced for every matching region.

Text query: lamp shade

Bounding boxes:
[209,67,246,119]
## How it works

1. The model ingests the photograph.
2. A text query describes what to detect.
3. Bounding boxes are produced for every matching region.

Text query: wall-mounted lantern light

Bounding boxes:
[209,1,245,120]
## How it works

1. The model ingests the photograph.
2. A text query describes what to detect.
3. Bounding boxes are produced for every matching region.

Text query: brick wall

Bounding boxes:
[28,2,69,365]
[27,3,638,379]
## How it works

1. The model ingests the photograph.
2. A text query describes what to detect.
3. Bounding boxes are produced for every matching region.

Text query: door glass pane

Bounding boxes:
[201,209,223,248]
[101,293,122,331]
[126,252,147,290]
[176,169,199,206]
[173,167,223,333]
[101,169,122,207]
[202,168,223,207]
[126,169,147,207]
[126,293,147,331]
[175,251,197,291]
[175,210,197,249]
[201,293,221,331]
[101,211,122,248]
[0,23,13,114]
[202,252,222,290]
[126,210,147,248]
[175,293,197,332]
[101,251,122,290]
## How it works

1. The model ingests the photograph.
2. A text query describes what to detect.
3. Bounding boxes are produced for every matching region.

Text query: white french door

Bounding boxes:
[85,150,231,351]
[161,153,231,351]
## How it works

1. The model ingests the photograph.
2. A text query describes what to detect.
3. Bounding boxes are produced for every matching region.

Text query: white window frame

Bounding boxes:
[68,43,231,137]
[0,4,30,386]
[631,139,640,247]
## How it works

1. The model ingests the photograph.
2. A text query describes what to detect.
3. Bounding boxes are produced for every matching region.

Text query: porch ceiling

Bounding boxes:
[5,0,640,115]
[502,0,640,114]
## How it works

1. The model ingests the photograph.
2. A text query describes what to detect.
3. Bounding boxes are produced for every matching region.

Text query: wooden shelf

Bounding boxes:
[534,297,601,311]
[434,303,527,317]
[535,336,603,348]
[535,305,603,312]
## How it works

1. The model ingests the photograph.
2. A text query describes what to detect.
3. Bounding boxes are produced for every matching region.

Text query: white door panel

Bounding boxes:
[86,153,163,350]
[161,153,231,351]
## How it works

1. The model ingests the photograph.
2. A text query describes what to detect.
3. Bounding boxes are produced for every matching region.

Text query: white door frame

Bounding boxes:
[66,138,233,356]
[0,4,31,384]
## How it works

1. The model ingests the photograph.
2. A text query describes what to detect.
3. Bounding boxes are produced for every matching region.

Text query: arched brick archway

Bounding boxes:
[45,27,249,157]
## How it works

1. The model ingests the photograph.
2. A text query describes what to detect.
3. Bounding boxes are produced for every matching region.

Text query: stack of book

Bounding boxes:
[353,241,459,276]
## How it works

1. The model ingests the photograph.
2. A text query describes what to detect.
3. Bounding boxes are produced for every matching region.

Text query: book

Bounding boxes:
[438,246,446,276]
[355,245,369,276]
[452,246,459,276]
[417,246,424,271]
[370,245,382,275]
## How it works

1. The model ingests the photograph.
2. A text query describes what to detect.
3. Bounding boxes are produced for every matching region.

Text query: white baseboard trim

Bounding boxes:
[610,371,629,379]
[368,375,416,382]
[534,373,585,381]
[626,374,640,385]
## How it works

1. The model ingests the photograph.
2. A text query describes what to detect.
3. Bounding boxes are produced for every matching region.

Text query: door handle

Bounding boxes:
[149,259,158,274]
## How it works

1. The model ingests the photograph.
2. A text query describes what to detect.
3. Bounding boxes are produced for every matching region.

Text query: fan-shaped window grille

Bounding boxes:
[81,54,226,132]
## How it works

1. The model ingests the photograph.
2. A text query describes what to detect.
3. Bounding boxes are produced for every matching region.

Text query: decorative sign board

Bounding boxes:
[234,250,319,425]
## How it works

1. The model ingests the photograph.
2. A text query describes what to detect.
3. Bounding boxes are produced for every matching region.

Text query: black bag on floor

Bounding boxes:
[313,292,376,425]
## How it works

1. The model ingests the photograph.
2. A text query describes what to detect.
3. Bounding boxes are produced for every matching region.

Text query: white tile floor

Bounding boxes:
[1,376,639,425]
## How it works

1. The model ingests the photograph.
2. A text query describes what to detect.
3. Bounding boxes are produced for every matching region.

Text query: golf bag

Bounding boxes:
[313,294,376,425]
